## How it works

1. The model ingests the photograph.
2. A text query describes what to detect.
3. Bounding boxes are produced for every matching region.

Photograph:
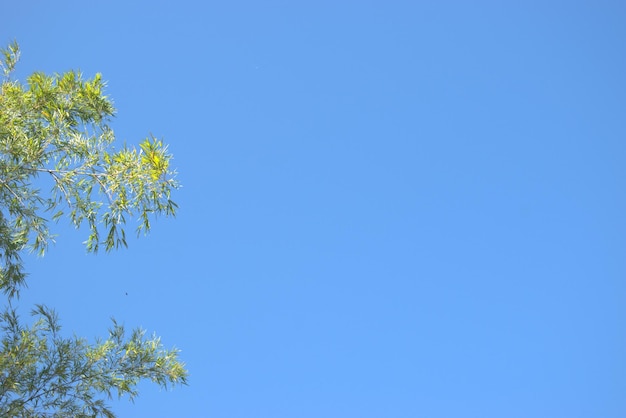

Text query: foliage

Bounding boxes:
[0,40,178,298]
[0,41,187,417]
[0,306,187,417]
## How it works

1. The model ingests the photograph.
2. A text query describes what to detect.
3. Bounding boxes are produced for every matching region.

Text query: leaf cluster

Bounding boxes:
[0,41,178,297]
[0,306,187,417]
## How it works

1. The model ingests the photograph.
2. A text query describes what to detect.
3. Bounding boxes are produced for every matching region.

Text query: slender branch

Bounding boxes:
[0,180,25,207]
[45,170,72,209]
[29,167,107,178]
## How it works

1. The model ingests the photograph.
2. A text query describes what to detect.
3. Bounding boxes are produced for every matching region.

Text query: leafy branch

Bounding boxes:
[0,42,179,297]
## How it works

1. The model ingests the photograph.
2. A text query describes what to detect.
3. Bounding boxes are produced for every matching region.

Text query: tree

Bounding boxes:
[0,41,187,417]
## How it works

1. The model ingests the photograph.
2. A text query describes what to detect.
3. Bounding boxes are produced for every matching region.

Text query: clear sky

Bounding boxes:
[3,1,626,417]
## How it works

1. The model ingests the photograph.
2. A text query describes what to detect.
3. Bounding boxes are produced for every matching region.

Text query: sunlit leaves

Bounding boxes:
[0,42,178,296]
[0,41,19,78]
[0,306,188,417]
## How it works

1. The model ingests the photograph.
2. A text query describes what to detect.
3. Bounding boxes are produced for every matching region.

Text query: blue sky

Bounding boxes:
[3,1,626,417]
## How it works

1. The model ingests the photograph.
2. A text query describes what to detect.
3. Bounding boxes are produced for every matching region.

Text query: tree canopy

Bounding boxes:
[0,41,187,417]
